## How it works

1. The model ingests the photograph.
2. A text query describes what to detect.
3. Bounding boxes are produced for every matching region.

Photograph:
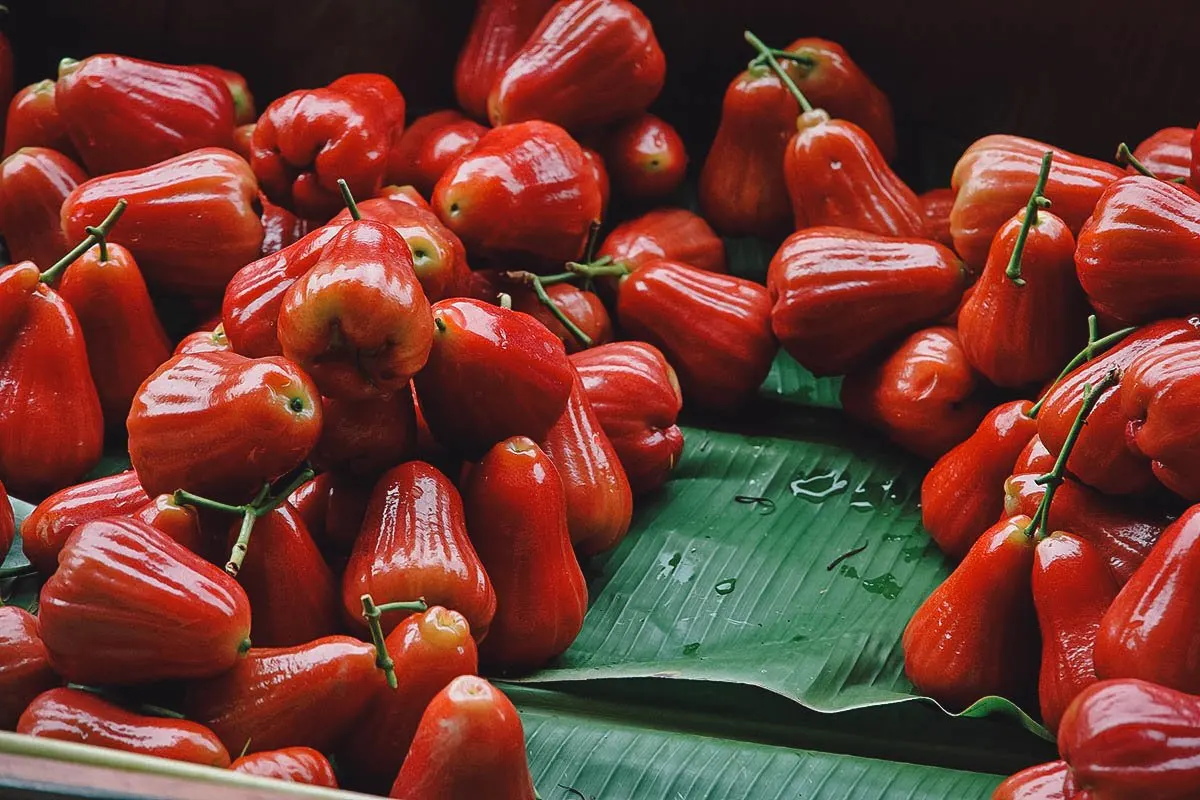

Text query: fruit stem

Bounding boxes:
[750,48,817,71]
[582,219,603,264]
[565,260,630,280]
[1025,367,1120,539]
[1114,142,1161,180]
[1027,316,1135,418]
[39,199,127,283]
[360,594,398,690]
[503,271,594,349]
[337,178,361,221]
[225,509,257,577]
[744,31,814,113]
[172,466,315,578]
[1005,151,1053,286]
[374,599,429,614]
[498,292,513,310]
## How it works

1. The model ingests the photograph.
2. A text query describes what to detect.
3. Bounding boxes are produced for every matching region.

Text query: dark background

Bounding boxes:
[7,0,1200,190]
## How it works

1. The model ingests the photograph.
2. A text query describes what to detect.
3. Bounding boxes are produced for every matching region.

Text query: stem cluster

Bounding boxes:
[172,466,315,577]
[39,199,128,283]
[1005,151,1054,286]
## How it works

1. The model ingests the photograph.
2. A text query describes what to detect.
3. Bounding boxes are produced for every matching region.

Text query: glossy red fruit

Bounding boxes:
[488,0,665,132]
[130,493,210,558]
[767,226,966,377]
[38,517,252,685]
[277,218,433,399]
[21,471,148,574]
[0,147,87,268]
[602,113,687,200]
[329,196,471,303]
[617,260,776,412]
[186,635,386,755]
[127,351,322,502]
[571,342,683,495]
[957,208,1088,389]
[841,326,989,461]
[56,242,172,430]
[233,503,341,648]
[4,80,77,158]
[902,517,1039,710]
[509,282,612,353]
[698,62,799,238]
[454,0,558,121]
[784,110,923,237]
[465,437,587,671]
[1013,434,1055,475]
[1034,532,1120,733]
[19,688,230,767]
[314,391,417,476]
[0,606,58,730]
[541,367,633,555]
[222,225,342,358]
[582,145,610,214]
[918,188,955,248]
[992,761,1071,800]
[1059,678,1200,799]
[194,66,256,126]
[232,122,255,162]
[377,183,433,211]
[1002,473,1165,587]
[1037,317,1200,496]
[338,606,479,792]
[1094,505,1200,693]
[1130,127,1192,182]
[389,110,486,195]
[60,148,264,296]
[1076,176,1200,325]
[328,73,406,184]
[0,262,104,500]
[433,121,601,262]
[344,462,495,638]
[231,747,338,787]
[1122,342,1200,499]
[175,325,231,356]
[950,135,1124,270]
[597,208,726,274]
[389,676,537,800]
[921,400,1037,560]
[250,88,388,219]
[413,298,574,456]
[259,196,308,257]
[55,55,235,175]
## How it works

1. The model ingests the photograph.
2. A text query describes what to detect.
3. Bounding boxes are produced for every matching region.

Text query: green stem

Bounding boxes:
[360,594,398,690]
[254,467,314,518]
[1027,316,1135,418]
[1004,151,1054,286]
[1115,142,1160,180]
[1025,367,1120,539]
[750,48,817,71]
[743,31,814,113]
[505,271,594,349]
[434,316,447,333]
[39,199,127,283]
[337,178,361,221]
[498,292,513,310]
[224,509,257,577]
[582,219,603,264]
[171,489,245,516]
[565,261,631,280]
[375,599,429,614]
[507,270,578,287]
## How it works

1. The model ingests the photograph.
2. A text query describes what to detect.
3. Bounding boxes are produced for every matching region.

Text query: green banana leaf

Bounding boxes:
[513,403,1050,741]
[520,685,1007,799]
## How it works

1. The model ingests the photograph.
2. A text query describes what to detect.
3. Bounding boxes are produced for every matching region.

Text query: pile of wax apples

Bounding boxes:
[3,0,1200,795]
[700,24,1200,800]
[0,1,731,796]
